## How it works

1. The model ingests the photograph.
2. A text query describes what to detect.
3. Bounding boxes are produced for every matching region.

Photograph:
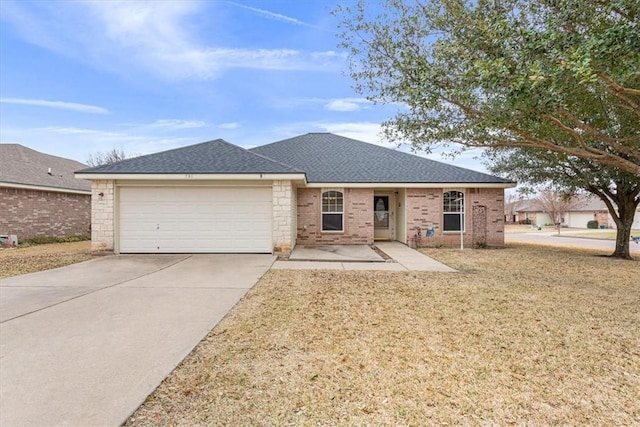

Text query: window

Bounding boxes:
[443,190,464,232]
[322,190,343,231]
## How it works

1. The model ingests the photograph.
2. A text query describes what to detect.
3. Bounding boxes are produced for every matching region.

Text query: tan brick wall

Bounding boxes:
[297,188,373,245]
[90,180,115,252]
[406,188,505,248]
[0,187,90,240]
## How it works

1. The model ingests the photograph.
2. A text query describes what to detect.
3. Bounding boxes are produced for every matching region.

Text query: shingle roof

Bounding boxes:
[516,195,609,213]
[76,139,303,175]
[250,133,513,184]
[0,144,90,192]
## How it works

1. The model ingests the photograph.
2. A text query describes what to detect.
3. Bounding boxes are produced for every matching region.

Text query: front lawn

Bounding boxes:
[0,241,92,279]
[127,244,638,426]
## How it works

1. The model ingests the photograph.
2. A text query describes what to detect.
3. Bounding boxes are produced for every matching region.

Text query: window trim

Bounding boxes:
[443,190,465,233]
[321,189,344,233]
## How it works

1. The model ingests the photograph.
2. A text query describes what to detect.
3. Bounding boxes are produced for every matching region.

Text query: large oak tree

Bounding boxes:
[335,0,640,174]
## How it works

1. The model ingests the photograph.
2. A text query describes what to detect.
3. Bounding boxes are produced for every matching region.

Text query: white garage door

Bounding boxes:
[567,212,595,228]
[118,186,272,253]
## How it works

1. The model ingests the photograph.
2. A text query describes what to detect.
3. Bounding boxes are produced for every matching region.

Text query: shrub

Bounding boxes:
[518,219,532,225]
[587,220,599,229]
[20,235,90,246]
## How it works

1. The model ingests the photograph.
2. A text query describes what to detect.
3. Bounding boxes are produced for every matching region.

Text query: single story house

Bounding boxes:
[75,133,516,254]
[513,195,640,229]
[1,144,91,241]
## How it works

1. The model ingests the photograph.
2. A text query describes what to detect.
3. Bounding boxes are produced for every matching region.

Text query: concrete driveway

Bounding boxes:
[0,254,275,426]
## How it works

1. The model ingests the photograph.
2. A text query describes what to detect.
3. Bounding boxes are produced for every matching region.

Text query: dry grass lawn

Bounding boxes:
[127,244,638,426]
[0,241,93,279]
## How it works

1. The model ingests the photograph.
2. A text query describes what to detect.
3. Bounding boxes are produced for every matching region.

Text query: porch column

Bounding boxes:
[272,180,294,254]
[91,180,115,252]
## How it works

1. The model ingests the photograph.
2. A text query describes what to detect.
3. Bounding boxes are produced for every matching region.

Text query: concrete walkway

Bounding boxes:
[289,244,384,262]
[0,254,274,427]
[272,242,456,272]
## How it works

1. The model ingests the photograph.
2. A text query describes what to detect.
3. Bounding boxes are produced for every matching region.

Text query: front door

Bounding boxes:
[374,194,395,240]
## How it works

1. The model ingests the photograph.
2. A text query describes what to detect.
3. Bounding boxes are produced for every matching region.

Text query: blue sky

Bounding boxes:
[0,0,487,172]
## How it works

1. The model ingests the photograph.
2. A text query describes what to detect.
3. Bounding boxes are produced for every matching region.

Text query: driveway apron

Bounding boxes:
[0,254,274,427]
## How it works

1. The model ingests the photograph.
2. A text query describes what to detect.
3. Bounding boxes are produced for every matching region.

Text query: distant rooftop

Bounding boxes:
[0,144,90,192]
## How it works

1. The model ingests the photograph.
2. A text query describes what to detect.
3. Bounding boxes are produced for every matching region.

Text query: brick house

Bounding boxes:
[514,195,640,229]
[76,133,515,254]
[1,144,91,241]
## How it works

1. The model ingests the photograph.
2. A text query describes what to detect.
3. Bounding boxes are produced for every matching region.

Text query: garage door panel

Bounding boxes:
[118,186,272,253]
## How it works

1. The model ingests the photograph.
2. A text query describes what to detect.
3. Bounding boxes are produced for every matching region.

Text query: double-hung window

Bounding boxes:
[443,190,464,232]
[321,190,344,232]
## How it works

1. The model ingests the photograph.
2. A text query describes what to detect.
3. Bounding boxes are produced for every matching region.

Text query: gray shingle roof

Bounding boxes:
[0,144,91,192]
[250,133,513,184]
[76,139,303,175]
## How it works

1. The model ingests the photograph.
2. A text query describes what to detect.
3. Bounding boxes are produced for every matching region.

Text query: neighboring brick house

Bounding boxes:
[76,133,515,254]
[512,195,640,229]
[0,144,91,241]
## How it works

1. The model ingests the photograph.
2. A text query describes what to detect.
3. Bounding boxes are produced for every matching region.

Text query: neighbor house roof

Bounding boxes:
[250,133,513,184]
[0,144,91,193]
[515,195,609,213]
[76,139,303,175]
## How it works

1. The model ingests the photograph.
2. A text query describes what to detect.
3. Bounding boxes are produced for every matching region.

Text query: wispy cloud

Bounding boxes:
[218,122,239,129]
[143,119,207,130]
[0,1,343,81]
[0,98,109,114]
[227,2,319,28]
[325,98,370,112]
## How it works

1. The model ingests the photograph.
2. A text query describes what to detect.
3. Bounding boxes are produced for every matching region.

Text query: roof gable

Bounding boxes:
[0,144,90,192]
[250,133,513,184]
[77,139,302,175]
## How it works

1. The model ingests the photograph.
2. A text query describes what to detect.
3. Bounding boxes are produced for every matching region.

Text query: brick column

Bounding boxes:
[272,180,293,254]
[91,180,115,252]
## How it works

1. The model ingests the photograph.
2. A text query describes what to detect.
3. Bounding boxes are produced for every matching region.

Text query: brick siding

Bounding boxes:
[0,187,90,240]
[297,188,374,245]
[406,188,505,248]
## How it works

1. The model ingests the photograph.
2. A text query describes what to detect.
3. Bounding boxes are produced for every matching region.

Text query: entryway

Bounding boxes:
[374,193,395,241]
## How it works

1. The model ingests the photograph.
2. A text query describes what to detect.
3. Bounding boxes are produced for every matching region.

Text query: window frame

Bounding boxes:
[443,190,465,232]
[321,189,344,232]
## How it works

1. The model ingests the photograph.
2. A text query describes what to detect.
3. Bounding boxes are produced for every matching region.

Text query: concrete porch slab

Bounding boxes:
[289,245,384,262]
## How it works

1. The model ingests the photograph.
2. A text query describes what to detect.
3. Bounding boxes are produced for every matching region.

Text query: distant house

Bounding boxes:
[76,133,516,254]
[510,195,640,229]
[0,144,91,240]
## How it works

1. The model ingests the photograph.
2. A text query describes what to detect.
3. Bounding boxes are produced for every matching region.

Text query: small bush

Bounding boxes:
[586,220,599,229]
[20,235,90,246]
[519,219,532,225]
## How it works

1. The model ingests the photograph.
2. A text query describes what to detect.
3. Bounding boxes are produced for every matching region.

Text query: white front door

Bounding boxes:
[373,193,395,240]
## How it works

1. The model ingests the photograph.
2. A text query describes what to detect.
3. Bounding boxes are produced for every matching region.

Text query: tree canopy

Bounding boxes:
[336,0,640,174]
[86,148,137,167]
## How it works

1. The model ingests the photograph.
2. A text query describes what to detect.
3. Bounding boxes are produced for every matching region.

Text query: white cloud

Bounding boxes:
[227,2,318,28]
[143,119,207,130]
[325,98,370,112]
[218,122,239,129]
[0,98,109,114]
[0,1,345,81]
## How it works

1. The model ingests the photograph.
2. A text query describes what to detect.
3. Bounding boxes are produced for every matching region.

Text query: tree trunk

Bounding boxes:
[612,199,636,259]
[590,185,639,260]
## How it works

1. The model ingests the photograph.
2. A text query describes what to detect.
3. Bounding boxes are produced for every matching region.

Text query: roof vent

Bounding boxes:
[47,168,52,175]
